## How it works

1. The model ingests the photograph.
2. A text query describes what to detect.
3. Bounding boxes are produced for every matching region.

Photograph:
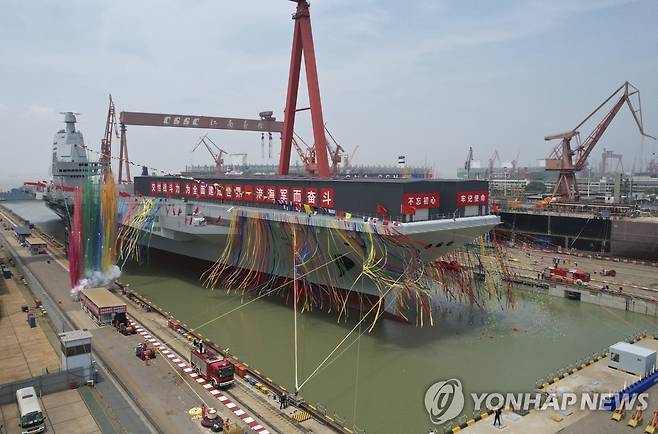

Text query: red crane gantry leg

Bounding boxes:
[279,0,330,177]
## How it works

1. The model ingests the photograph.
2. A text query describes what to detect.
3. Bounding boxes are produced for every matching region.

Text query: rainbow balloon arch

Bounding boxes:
[68,171,120,291]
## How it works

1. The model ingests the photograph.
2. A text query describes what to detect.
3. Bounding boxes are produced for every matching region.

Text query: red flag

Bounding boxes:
[383,219,389,226]
[118,191,131,197]
[401,204,416,215]
[177,208,182,216]
[376,204,388,215]
[215,215,222,223]
[166,207,170,215]
[337,211,345,219]
[193,206,199,215]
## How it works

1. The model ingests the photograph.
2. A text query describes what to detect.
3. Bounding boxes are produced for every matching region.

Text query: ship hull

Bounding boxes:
[118,198,500,320]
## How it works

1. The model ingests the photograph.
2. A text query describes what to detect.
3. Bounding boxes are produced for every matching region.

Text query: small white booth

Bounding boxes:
[59,329,93,381]
[608,342,657,377]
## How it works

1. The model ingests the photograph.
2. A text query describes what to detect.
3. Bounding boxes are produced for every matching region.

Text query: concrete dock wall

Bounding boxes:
[533,282,658,316]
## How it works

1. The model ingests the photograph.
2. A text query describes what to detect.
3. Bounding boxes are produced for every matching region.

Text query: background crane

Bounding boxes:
[292,132,317,173]
[464,147,474,179]
[192,135,227,176]
[100,94,120,177]
[488,150,500,179]
[324,125,344,176]
[544,81,655,201]
[599,149,623,176]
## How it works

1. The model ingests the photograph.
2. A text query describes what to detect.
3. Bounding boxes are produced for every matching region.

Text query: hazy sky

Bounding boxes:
[1,0,657,188]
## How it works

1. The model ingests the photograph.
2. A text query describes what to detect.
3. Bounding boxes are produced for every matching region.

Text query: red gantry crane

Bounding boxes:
[544,81,655,201]
[279,0,331,177]
[192,135,227,176]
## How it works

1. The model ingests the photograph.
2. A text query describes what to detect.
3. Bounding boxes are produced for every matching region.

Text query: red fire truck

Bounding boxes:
[542,266,591,285]
[190,347,235,388]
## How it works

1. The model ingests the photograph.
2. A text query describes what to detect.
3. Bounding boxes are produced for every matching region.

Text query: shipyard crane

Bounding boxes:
[649,156,658,176]
[599,149,623,176]
[291,132,316,173]
[464,147,474,179]
[343,145,359,168]
[488,150,500,179]
[192,135,227,176]
[324,126,345,176]
[511,151,520,172]
[100,94,120,177]
[544,82,655,201]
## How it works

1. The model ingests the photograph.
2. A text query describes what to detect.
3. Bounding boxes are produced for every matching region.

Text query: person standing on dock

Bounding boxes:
[493,407,503,427]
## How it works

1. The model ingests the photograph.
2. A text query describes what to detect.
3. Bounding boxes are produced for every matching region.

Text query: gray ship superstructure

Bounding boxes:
[44,112,100,220]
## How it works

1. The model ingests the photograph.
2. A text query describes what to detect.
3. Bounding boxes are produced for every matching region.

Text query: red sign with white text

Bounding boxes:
[305,188,318,206]
[456,191,488,207]
[402,192,439,209]
[146,180,335,208]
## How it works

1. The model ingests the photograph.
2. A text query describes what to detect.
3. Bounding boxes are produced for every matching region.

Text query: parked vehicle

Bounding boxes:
[542,266,591,285]
[16,387,46,434]
[190,344,234,388]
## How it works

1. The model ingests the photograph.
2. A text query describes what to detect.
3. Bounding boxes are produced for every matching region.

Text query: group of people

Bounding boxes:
[278,393,289,410]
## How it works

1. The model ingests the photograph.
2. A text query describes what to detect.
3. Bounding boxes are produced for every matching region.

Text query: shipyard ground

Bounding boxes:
[455,336,658,434]
[0,265,59,384]
[0,205,335,434]
[506,246,658,293]
[0,251,104,434]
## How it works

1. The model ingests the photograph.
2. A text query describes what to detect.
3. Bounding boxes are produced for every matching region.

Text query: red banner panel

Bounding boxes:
[243,185,253,202]
[402,192,439,209]
[266,186,276,203]
[291,187,303,204]
[278,187,289,203]
[234,185,244,201]
[456,190,488,207]
[255,185,265,202]
[319,188,334,208]
[305,188,318,206]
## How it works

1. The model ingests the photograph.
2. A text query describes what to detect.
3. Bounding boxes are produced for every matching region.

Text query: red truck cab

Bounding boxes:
[190,347,235,388]
[543,266,591,285]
